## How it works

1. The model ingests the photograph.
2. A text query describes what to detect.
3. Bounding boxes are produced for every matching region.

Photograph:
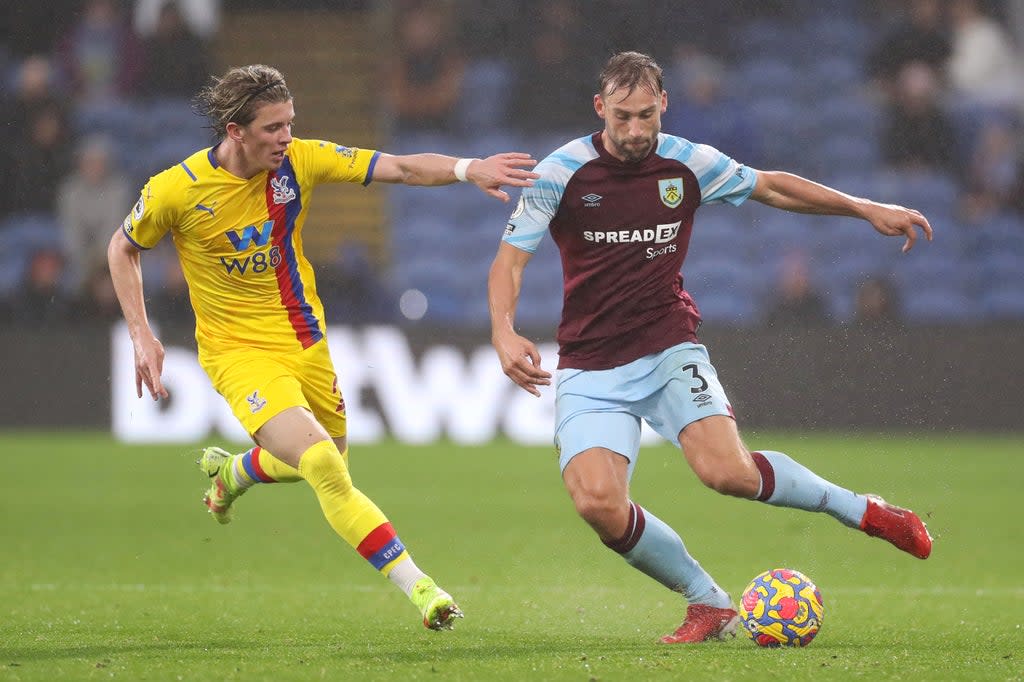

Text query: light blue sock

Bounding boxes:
[751,450,867,527]
[603,501,732,608]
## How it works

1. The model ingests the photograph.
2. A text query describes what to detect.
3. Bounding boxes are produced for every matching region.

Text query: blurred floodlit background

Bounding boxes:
[0,0,1021,436]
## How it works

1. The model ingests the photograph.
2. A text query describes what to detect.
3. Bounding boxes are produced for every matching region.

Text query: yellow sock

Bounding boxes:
[255,447,303,482]
[297,440,410,574]
[223,447,302,490]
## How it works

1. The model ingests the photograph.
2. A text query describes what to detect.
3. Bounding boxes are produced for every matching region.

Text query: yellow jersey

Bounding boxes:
[122,137,379,353]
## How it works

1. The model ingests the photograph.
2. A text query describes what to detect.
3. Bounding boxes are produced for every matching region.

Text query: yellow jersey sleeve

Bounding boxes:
[288,137,380,187]
[122,166,188,250]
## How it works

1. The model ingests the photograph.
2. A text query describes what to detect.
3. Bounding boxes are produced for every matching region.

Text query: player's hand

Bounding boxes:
[133,333,169,400]
[467,153,540,202]
[493,332,552,397]
[865,202,933,253]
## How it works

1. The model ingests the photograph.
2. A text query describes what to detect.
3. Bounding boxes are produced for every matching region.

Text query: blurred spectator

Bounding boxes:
[454,0,518,61]
[0,55,66,131]
[74,264,122,324]
[509,0,596,135]
[134,0,221,39]
[0,101,73,218]
[947,0,1024,112]
[662,45,759,164]
[55,0,143,104]
[853,276,902,326]
[57,134,133,292]
[387,1,465,133]
[0,56,70,162]
[960,114,1022,222]
[763,251,830,328]
[866,0,951,92]
[5,248,72,326]
[137,1,213,98]
[879,61,957,172]
[0,4,71,58]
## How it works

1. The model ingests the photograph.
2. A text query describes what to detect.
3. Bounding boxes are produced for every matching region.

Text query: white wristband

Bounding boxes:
[453,157,475,182]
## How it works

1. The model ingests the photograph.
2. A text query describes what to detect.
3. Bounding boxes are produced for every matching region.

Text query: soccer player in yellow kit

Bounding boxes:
[107,64,538,630]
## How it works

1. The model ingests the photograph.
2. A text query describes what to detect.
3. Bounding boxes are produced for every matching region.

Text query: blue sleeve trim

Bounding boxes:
[362,151,381,186]
[122,226,150,250]
[180,162,198,181]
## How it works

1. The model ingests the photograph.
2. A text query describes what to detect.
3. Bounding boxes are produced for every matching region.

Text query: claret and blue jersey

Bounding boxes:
[503,131,758,370]
[121,138,379,354]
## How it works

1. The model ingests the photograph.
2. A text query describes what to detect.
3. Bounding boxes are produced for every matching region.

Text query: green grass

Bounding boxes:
[1,431,1021,681]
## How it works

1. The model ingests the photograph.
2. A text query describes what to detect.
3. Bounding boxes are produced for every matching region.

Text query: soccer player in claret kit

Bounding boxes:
[108,64,538,630]
[488,52,934,643]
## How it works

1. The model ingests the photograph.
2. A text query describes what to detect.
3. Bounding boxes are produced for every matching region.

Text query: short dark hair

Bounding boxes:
[598,51,664,99]
[193,64,291,137]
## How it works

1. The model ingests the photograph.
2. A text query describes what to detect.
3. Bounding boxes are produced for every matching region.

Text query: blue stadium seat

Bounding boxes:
[683,255,759,322]
[390,214,461,264]
[389,131,453,156]
[901,285,975,323]
[800,14,870,58]
[457,59,514,133]
[978,250,1024,285]
[736,20,798,59]
[977,283,1024,319]
[146,97,202,136]
[748,96,814,170]
[813,94,880,140]
[0,212,63,295]
[817,134,881,173]
[972,213,1024,259]
[72,100,145,139]
[735,60,803,101]
[893,171,960,219]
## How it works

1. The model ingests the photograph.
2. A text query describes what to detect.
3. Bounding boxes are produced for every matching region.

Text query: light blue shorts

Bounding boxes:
[554,342,733,477]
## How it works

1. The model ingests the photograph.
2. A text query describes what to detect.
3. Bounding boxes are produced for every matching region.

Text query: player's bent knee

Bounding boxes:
[571,489,628,533]
[692,460,758,498]
[298,440,353,494]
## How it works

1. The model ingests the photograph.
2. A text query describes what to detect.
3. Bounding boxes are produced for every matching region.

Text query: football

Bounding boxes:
[739,568,824,647]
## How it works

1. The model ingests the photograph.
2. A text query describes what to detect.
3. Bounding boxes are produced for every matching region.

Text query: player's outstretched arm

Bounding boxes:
[107,228,168,400]
[488,242,551,397]
[750,169,933,252]
[372,152,539,202]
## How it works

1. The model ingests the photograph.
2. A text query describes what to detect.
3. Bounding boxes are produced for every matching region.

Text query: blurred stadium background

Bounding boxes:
[1,0,1022,434]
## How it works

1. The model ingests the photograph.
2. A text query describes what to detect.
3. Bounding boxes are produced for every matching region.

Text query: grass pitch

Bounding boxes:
[1,431,1021,681]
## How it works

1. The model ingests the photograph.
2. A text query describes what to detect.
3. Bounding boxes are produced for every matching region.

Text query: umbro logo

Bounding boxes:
[582,193,602,207]
[693,393,712,406]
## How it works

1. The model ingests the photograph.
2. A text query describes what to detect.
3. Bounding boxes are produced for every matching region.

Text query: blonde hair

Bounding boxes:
[193,64,291,137]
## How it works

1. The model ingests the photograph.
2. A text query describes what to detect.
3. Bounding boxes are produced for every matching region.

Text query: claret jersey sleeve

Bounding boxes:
[501,132,756,370]
[503,136,598,253]
[655,136,757,206]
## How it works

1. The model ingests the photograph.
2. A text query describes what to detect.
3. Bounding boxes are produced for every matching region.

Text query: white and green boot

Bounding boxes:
[410,577,463,630]
[197,446,245,525]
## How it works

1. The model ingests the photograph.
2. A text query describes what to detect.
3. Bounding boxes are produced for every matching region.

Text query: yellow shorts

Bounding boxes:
[199,339,347,438]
